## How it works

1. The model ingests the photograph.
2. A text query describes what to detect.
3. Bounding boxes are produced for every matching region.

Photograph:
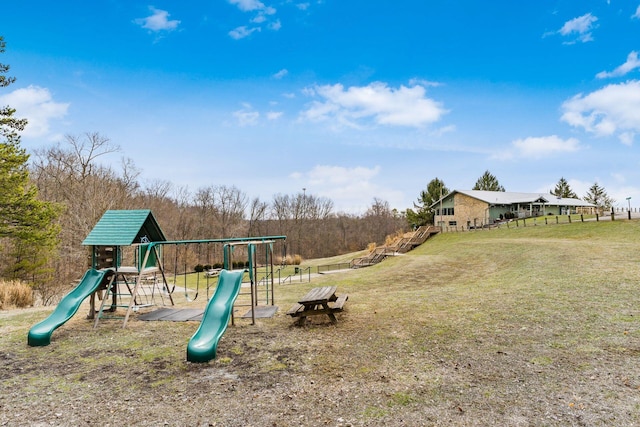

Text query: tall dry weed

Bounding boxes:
[384,230,406,246]
[0,280,34,309]
[275,254,303,266]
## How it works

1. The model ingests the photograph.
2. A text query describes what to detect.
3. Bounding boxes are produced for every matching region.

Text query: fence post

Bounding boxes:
[556,216,559,224]
[580,214,584,222]
[568,215,571,223]
[596,213,599,221]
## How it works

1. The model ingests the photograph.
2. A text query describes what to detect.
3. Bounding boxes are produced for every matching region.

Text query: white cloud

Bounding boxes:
[408,78,442,88]
[561,80,640,144]
[266,111,283,120]
[632,5,640,19]
[0,85,69,138]
[268,20,282,31]
[297,3,310,11]
[596,51,640,79]
[134,7,180,32]
[430,125,456,137]
[273,69,288,79]
[251,14,267,24]
[228,0,279,37]
[232,104,260,126]
[300,82,447,128]
[291,165,404,213]
[558,13,598,44]
[229,0,267,12]
[619,132,635,146]
[511,135,581,159]
[229,26,261,39]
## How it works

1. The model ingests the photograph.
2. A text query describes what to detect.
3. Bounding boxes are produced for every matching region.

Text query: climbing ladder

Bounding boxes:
[93,268,172,328]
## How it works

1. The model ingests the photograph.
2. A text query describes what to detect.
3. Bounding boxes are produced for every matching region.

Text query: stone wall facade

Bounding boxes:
[436,193,489,228]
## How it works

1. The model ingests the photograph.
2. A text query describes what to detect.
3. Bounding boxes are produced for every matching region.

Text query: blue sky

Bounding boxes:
[2,1,640,213]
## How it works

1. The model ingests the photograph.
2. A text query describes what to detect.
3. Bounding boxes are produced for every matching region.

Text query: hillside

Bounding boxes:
[2,220,640,426]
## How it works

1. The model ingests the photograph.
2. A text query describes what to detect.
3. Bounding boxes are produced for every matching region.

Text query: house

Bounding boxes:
[430,190,596,229]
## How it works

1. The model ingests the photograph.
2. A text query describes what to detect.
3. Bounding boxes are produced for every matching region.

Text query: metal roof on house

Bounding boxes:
[431,190,595,208]
[82,209,167,246]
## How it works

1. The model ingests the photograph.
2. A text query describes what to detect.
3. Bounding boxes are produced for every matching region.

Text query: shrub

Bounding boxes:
[384,230,405,246]
[194,264,205,273]
[275,254,303,265]
[232,261,248,269]
[0,280,34,309]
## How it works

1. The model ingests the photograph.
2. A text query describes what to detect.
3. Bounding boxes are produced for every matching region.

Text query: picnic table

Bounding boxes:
[286,286,348,325]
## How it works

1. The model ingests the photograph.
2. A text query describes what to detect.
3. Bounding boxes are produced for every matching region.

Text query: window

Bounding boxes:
[448,221,457,226]
[436,207,454,216]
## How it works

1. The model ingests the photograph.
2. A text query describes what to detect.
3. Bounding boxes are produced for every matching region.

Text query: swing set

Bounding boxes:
[121,237,285,326]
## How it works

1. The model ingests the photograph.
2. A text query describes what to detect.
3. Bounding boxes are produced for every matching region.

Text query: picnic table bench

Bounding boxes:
[286,286,348,325]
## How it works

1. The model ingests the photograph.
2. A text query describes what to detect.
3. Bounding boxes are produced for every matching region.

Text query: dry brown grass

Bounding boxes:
[276,254,303,265]
[2,220,640,426]
[384,229,406,246]
[0,280,33,309]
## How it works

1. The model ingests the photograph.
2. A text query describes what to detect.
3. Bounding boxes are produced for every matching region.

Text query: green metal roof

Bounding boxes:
[82,209,167,246]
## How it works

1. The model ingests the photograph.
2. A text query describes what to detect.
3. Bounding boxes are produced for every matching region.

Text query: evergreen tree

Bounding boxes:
[406,177,449,227]
[550,177,578,199]
[0,36,60,283]
[584,182,614,214]
[472,170,505,191]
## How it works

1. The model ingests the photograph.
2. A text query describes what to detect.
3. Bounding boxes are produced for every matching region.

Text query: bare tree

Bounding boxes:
[364,198,397,245]
[30,133,138,285]
[143,179,173,200]
[247,197,268,237]
[193,185,217,237]
[212,185,247,237]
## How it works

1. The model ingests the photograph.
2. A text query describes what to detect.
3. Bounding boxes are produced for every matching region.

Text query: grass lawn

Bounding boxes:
[2,219,640,426]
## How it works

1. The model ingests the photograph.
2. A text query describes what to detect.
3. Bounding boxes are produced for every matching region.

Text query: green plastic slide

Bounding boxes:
[27,268,113,347]
[186,269,244,363]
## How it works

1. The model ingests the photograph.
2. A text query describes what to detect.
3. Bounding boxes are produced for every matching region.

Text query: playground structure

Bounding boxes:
[28,209,286,362]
